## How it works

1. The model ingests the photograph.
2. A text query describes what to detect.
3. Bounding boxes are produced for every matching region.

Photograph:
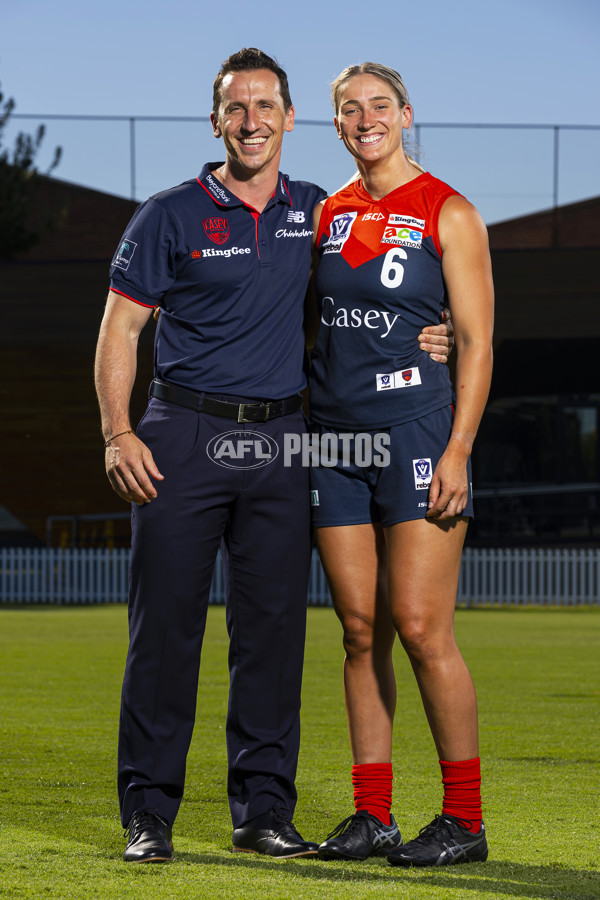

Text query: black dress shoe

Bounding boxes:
[123,809,173,862]
[232,806,319,858]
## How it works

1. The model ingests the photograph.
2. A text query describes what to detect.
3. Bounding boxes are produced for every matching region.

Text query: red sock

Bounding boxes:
[439,757,482,833]
[352,763,393,826]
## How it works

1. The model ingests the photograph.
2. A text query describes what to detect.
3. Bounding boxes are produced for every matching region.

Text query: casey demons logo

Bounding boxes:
[203,217,230,245]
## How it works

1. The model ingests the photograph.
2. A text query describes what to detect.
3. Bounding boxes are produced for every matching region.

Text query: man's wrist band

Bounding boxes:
[104,429,133,447]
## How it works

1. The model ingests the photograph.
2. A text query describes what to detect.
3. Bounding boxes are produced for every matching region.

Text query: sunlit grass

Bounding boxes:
[1,605,598,899]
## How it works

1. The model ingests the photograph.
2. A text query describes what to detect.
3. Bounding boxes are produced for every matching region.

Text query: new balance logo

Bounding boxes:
[287,210,305,223]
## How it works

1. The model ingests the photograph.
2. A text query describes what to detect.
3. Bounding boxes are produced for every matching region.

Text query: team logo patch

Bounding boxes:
[310,490,320,507]
[413,458,432,490]
[322,211,357,254]
[376,367,422,391]
[203,216,230,245]
[113,238,137,271]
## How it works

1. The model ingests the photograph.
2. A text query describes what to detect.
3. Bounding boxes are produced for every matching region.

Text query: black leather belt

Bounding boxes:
[150,379,303,424]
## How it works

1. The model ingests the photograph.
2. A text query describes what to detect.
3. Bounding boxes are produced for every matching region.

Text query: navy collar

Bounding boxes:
[197,163,293,209]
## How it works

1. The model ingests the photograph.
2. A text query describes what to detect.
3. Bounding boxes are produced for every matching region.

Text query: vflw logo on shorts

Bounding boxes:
[113,238,137,270]
[322,211,357,254]
[310,490,320,506]
[413,458,432,490]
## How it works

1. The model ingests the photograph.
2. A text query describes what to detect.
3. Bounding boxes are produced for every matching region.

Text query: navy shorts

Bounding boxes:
[309,405,474,528]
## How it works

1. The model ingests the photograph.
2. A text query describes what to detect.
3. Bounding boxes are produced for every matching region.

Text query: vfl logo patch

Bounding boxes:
[113,238,137,271]
[310,490,320,507]
[413,458,432,490]
[203,217,230,245]
[376,367,422,391]
[322,211,357,254]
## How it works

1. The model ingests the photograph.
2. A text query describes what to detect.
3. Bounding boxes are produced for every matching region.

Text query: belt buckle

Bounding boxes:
[237,402,271,423]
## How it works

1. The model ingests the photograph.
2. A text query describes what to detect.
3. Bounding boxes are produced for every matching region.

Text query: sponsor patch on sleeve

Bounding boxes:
[113,238,138,270]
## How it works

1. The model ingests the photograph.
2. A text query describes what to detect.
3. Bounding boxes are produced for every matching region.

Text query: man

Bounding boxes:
[94,47,452,863]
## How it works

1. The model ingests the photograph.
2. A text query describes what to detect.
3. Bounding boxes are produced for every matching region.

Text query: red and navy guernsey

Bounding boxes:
[309,173,461,429]
[110,163,326,399]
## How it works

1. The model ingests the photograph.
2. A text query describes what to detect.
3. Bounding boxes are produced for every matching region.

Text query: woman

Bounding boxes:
[309,63,494,867]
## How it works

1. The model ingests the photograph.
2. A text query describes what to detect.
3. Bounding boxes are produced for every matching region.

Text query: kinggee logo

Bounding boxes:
[206,431,279,469]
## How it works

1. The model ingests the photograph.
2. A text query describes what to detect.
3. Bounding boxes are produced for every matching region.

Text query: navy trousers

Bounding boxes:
[117,397,311,829]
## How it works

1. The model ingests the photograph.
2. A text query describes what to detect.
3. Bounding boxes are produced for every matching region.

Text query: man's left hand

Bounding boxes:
[418,308,454,364]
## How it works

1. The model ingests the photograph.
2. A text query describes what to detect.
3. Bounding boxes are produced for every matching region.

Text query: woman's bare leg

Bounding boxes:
[385,516,478,761]
[316,523,396,763]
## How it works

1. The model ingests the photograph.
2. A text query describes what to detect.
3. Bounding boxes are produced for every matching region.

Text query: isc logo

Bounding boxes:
[362,212,384,221]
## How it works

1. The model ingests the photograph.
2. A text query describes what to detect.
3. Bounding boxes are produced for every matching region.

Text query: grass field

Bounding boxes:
[0,604,599,899]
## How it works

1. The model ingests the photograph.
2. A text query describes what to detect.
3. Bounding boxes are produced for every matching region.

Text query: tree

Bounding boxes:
[0,84,62,259]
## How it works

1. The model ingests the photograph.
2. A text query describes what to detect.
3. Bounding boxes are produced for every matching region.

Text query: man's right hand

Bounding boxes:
[105,431,164,505]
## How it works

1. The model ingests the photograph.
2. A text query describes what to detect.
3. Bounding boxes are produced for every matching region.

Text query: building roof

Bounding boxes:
[15,175,139,262]
[487,194,600,250]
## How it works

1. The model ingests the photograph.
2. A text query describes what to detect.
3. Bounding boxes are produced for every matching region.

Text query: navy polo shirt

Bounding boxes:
[110,163,326,399]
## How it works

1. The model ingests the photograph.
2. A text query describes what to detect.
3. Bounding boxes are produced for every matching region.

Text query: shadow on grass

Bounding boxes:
[165,851,600,898]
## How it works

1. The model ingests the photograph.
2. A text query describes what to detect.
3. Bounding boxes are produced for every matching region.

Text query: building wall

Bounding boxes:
[2,178,599,544]
[1,177,149,542]
[0,260,155,541]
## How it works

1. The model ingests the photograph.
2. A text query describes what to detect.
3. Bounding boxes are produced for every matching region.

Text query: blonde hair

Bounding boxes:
[331,62,424,173]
